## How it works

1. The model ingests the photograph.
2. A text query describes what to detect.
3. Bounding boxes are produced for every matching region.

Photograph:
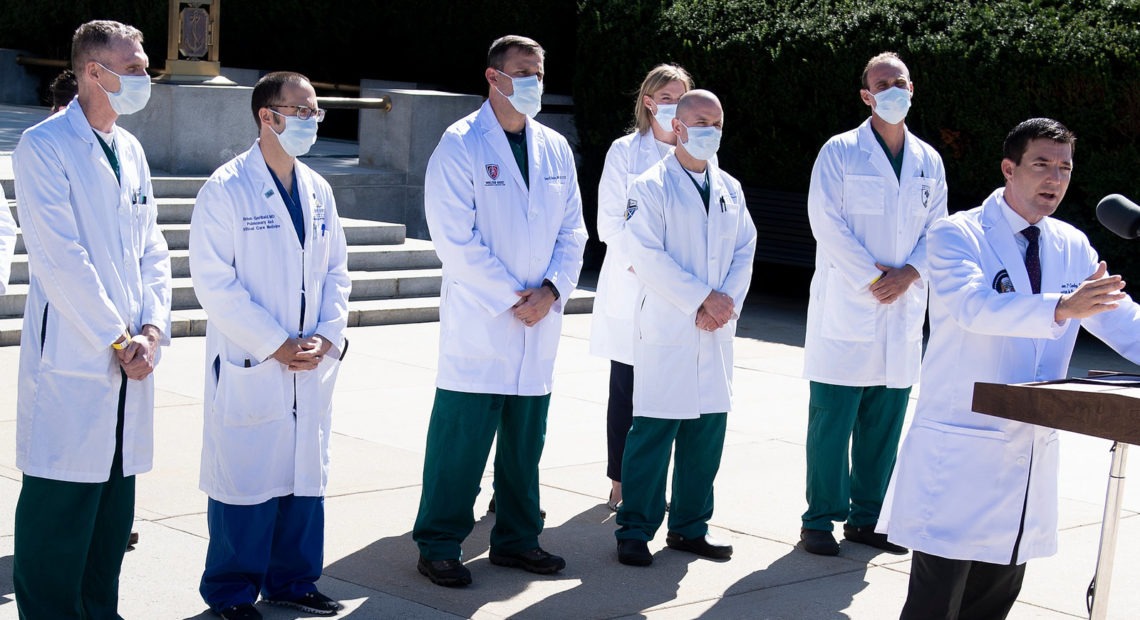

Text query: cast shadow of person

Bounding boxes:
[695,547,873,619]
[321,500,690,619]
[0,554,13,609]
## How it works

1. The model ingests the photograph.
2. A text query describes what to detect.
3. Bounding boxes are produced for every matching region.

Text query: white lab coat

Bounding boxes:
[0,183,15,293]
[190,142,351,505]
[877,189,1140,564]
[425,100,587,396]
[803,119,948,388]
[590,131,669,364]
[13,99,171,482]
[625,154,757,419]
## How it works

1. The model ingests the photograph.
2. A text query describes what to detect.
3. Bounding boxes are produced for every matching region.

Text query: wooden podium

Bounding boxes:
[973,373,1140,620]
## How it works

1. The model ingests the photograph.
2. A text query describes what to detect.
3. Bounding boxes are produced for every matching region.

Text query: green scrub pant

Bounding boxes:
[14,468,135,620]
[413,388,550,560]
[615,413,727,542]
[802,381,910,531]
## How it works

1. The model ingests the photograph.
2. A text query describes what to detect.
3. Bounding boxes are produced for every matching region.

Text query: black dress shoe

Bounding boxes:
[617,539,653,566]
[665,532,733,559]
[488,494,546,520]
[217,603,262,620]
[488,547,566,574]
[843,524,908,554]
[417,556,472,587]
[800,527,840,556]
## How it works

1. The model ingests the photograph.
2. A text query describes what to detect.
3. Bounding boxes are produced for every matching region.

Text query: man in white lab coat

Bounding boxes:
[190,72,351,619]
[878,118,1140,619]
[11,20,171,618]
[800,52,948,556]
[412,35,587,587]
[614,90,757,567]
[0,183,14,292]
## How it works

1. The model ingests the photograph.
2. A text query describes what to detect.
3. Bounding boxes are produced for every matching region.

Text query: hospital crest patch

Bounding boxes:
[486,164,500,180]
[992,269,1015,294]
[921,184,931,209]
[625,199,638,221]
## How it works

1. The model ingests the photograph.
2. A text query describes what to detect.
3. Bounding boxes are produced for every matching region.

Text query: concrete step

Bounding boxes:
[151,176,207,199]
[0,288,595,344]
[159,217,406,250]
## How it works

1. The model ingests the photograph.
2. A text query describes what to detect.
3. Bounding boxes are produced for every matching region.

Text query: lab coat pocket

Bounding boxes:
[820,267,875,342]
[439,282,496,357]
[844,175,885,215]
[216,359,290,428]
[638,293,690,346]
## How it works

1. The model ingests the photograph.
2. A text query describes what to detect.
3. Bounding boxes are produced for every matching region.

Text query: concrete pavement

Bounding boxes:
[3,294,1140,619]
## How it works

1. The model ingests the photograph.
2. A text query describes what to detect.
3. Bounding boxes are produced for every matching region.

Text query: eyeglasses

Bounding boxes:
[268,104,325,122]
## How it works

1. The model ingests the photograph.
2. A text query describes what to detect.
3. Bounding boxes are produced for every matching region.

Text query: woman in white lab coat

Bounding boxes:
[591,64,693,510]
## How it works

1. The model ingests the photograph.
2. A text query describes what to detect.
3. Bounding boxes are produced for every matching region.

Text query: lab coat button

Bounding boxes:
[1016,456,1027,466]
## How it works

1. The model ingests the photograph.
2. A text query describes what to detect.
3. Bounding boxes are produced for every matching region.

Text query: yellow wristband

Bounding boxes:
[111,331,131,350]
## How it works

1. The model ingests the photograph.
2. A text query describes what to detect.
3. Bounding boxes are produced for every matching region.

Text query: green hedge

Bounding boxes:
[576,0,1140,279]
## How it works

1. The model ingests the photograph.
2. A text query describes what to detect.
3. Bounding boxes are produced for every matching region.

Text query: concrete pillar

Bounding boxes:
[117,82,256,175]
[358,88,481,239]
[0,50,42,106]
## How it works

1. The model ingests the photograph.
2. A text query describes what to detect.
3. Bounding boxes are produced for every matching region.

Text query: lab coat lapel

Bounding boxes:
[526,121,545,210]
[246,142,293,230]
[67,102,121,193]
[477,102,528,196]
[1038,217,1066,295]
[981,195,1033,295]
[857,120,898,186]
[634,131,661,175]
[899,129,923,181]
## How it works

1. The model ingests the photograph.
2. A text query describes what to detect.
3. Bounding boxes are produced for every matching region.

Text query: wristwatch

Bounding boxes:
[542,279,560,301]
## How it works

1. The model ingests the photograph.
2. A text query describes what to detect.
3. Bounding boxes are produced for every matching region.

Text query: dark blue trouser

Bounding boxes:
[200,495,325,611]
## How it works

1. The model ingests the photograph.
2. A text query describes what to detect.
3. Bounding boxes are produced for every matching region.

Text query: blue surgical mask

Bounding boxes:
[269,109,319,157]
[872,86,911,125]
[653,104,677,131]
[679,122,722,161]
[97,62,151,116]
[496,70,543,118]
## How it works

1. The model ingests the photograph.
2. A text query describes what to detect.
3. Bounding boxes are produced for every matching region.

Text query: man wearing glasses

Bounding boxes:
[190,71,351,619]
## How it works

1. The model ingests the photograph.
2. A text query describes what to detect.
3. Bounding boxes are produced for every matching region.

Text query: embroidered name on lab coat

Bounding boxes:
[484,163,506,187]
[241,213,281,232]
[1061,281,1079,294]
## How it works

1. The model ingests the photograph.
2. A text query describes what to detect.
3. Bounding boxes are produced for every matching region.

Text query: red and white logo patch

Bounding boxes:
[486,164,500,180]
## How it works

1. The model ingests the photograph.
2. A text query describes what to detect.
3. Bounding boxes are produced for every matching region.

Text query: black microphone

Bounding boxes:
[1096,194,1140,239]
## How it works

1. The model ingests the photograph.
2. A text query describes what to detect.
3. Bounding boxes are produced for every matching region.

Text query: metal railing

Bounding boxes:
[316,96,392,113]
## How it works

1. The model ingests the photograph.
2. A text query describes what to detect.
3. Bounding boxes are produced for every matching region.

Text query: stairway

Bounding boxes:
[0,175,594,346]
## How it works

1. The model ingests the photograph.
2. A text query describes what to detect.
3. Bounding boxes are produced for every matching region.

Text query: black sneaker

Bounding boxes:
[799,527,840,556]
[843,524,908,554]
[616,539,653,566]
[417,556,472,587]
[263,591,343,616]
[216,603,262,620]
[489,547,566,574]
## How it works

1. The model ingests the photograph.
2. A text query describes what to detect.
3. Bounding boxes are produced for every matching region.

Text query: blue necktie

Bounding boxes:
[1022,225,1041,294]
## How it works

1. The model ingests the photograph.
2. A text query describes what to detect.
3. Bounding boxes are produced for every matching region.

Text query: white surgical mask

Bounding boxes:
[269,109,319,157]
[872,86,911,125]
[679,122,722,161]
[652,103,677,131]
[97,63,151,116]
[496,70,543,118]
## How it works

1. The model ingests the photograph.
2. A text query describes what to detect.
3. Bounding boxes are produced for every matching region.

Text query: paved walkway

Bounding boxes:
[2,293,1140,619]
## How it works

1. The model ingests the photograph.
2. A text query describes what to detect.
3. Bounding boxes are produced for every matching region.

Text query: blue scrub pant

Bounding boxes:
[200,495,325,611]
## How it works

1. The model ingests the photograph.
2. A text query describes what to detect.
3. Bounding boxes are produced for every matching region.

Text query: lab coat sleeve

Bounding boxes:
[13,131,128,349]
[1076,245,1140,364]
[189,178,292,362]
[626,179,713,316]
[597,138,632,270]
[424,130,523,316]
[722,185,758,318]
[0,183,15,294]
[135,158,172,343]
[542,146,588,310]
[315,188,351,349]
[929,217,1067,338]
[807,141,883,291]
[902,158,949,282]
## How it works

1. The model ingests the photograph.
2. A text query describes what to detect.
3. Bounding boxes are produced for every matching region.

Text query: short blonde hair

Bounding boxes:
[633,64,694,134]
[72,20,143,71]
[861,52,907,89]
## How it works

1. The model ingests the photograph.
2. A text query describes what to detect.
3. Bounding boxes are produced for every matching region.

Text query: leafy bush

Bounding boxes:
[577,0,1140,279]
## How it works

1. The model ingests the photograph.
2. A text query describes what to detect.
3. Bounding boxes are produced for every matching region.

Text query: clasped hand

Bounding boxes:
[116,324,162,381]
[696,290,734,332]
[513,285,556,327]
[272,334,334,371]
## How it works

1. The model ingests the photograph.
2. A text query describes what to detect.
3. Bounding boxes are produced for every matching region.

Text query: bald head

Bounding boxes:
[676,89,722,124]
